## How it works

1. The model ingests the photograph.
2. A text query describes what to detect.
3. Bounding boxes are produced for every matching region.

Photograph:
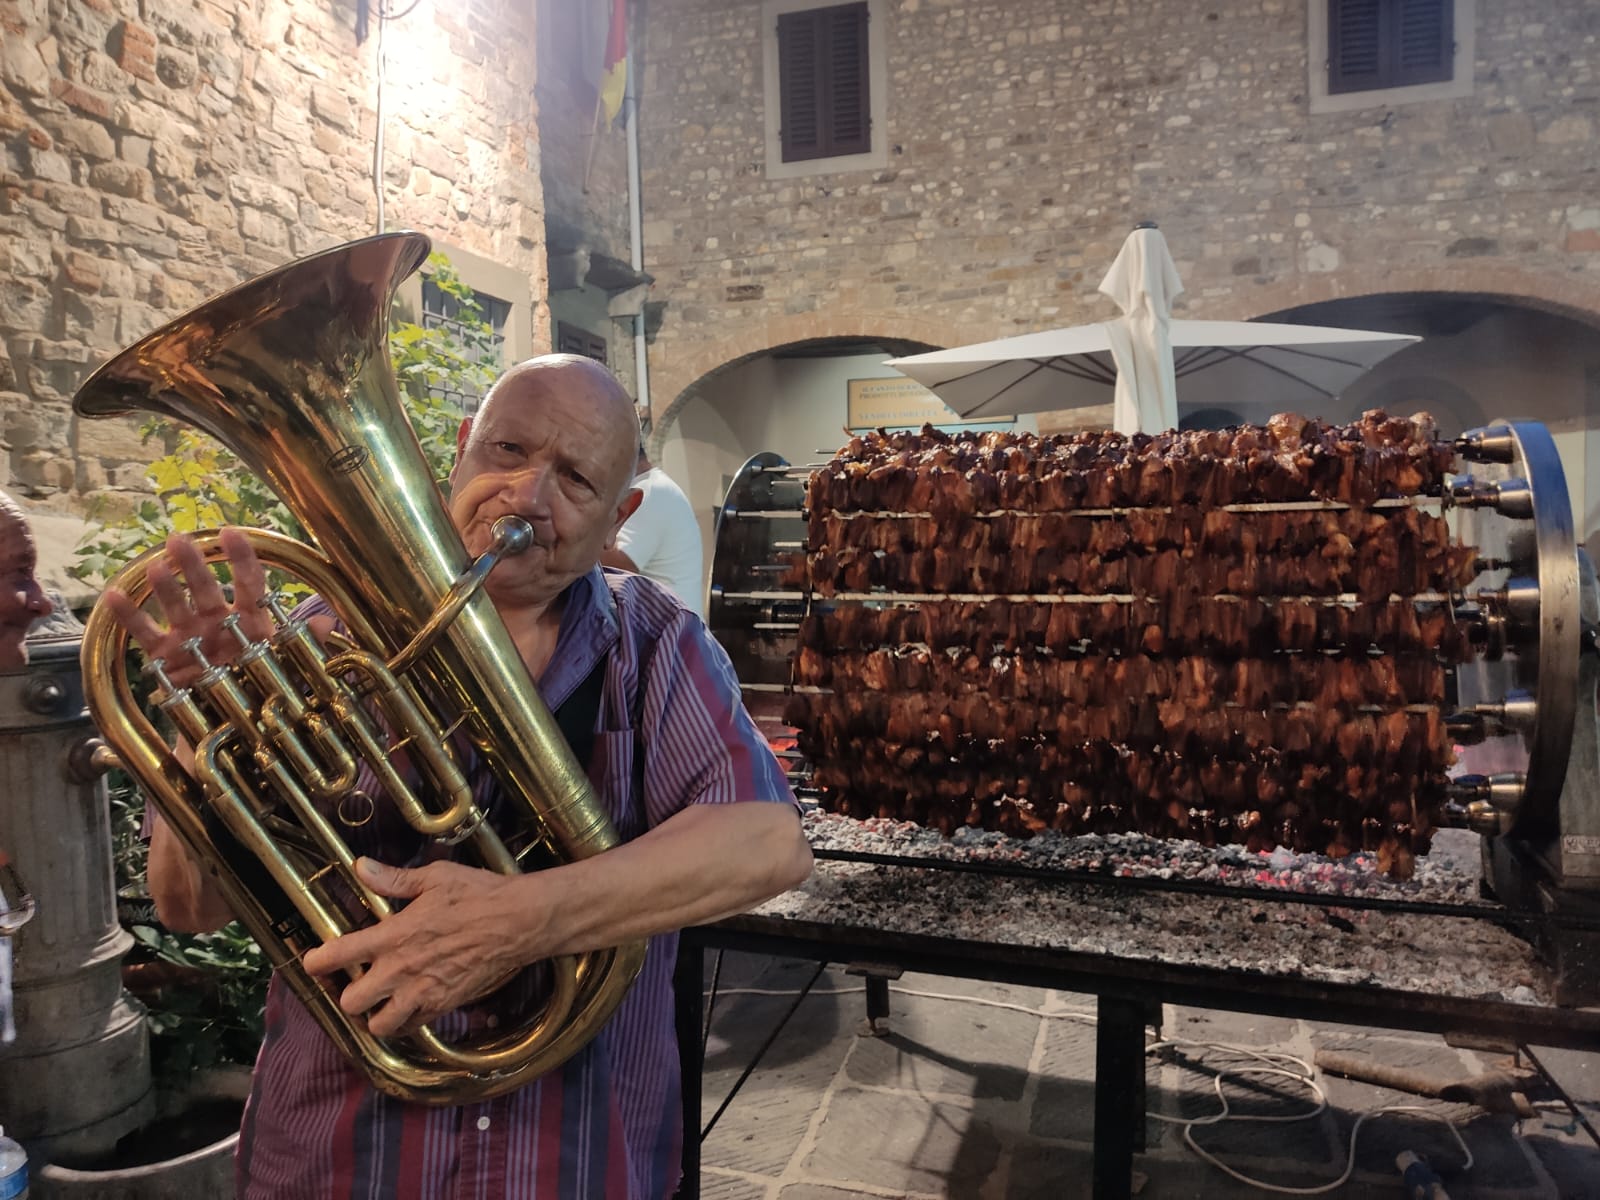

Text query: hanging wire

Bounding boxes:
[372,10,386,233]
[371,0,426,234]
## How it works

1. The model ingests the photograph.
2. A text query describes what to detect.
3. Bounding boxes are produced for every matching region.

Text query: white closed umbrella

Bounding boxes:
[1099,223,1183,434]
[885,226,1421,431]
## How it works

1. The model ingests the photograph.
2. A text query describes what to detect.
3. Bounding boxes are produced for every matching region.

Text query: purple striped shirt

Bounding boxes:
[236,567,797,1198]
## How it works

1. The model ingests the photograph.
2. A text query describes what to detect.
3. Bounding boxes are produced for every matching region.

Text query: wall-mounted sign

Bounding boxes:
[846,376,1014,432]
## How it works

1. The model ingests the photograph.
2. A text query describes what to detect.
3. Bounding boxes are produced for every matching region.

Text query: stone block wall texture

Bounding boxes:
[535,0,640,404]
[537,0,631,267]
[0,0,545,513]
[635,0,1600,430]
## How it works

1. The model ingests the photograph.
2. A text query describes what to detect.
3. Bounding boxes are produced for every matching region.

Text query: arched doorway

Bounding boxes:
[653,335,941,585]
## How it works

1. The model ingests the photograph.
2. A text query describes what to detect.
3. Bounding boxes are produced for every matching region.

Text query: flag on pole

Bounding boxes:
[600,0,627,125]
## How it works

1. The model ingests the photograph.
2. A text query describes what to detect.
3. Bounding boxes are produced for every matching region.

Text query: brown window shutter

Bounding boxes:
[1329,0,1452,95]
[1390,0,1452,87]
[778,9,825,162]
[777,3,871,163]
[557,321,607,365]
[824,3,870,156]
[1328,0,1383,93]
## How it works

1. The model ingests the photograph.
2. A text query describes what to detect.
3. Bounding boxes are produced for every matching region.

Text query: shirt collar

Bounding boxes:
[539,565,620,706]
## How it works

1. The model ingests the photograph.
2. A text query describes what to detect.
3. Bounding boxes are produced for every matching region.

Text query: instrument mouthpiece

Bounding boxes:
[492,517,534,556]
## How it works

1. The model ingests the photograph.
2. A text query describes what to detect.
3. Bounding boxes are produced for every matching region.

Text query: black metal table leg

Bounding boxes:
[674,939,704,1200]
[845,961,902,1035]
[1092,994,1145,1200]
[701,959,827,1141]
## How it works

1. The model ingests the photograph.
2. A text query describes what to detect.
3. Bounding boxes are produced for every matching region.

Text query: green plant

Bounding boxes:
[129,922,271,1087]
[71,251,486,587]
[390,253,501,466]
[81,251,500,1074]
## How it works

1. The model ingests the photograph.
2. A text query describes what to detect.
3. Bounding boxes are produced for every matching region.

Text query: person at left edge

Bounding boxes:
[0,490,54,1045]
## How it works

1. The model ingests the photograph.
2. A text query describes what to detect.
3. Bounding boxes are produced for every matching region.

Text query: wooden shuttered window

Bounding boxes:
[556,321,607,365]
[777,3,871,163]
[1329,0,1453,94]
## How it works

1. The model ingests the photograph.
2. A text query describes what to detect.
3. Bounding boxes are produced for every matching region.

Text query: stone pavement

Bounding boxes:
[694,953,1600,1199]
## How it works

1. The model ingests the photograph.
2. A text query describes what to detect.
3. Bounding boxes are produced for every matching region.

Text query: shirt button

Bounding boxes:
[476,1116,491,1132]
[486,1014,500,1029]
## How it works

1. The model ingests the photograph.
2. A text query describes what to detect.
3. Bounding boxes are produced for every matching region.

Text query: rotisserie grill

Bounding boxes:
[707,413,1600,1000]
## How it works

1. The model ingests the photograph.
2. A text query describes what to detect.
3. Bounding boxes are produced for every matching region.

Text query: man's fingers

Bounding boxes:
[356,857,429,899]
[115,530,280,673]
[219,528,274,638]
[367,993,421,1039]
[145,555,195,633]
[103,587,169,655]
[334,965,393,1018]
[302,925,383,978]
[168,533,230,616]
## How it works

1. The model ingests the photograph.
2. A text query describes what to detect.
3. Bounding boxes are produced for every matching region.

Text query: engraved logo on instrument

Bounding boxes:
[327,445,370,474]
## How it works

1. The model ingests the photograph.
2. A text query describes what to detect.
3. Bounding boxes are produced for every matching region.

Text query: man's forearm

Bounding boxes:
[147,812,235,934]
[512,801,811,961]
[299,800,813,1033]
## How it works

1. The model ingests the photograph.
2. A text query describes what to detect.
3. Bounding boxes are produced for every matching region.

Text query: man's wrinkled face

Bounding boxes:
[0,515,52,671]
[447,362,640,610]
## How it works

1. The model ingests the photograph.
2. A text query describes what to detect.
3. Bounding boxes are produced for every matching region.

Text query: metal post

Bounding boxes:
[1092,995,1146,1200]
[673,939,704,1200]
[845,961,902,1036]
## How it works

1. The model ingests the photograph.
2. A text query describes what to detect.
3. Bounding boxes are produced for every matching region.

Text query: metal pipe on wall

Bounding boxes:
[626,51,651,424]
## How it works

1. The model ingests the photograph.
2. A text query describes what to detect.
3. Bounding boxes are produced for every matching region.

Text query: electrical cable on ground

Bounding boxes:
[703,971,1500,1195]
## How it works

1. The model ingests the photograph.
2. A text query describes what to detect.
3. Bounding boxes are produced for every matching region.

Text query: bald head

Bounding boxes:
[475,355,639,503]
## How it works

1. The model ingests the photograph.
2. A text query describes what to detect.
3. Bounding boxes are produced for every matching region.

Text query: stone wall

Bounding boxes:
[537,0,631,268]
[535,0,644,409]
[0,0,545,514]
[636,0,1600,429]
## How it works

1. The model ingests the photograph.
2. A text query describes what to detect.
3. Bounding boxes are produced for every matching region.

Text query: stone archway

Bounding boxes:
[648,311,978,447]
[645,260,1600,451]
[1237,261,1600,331]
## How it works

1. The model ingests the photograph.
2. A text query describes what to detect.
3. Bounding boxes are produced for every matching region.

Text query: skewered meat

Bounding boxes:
[785,692,1455,772]
[795,649,1447,709]
[785,410,1476,878]
[800,597,1472,660]
[812,410,1454,517]
[805,507,1475,599]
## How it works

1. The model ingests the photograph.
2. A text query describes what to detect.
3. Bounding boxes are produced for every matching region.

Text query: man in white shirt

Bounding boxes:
[602,442,706,618]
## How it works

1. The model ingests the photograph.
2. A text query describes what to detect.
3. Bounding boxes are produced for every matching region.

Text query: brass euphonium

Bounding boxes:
[72,232,646,1105]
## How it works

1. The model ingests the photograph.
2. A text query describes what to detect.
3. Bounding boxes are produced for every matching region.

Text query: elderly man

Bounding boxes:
[0,491,55,672]
[107,354,812,1199]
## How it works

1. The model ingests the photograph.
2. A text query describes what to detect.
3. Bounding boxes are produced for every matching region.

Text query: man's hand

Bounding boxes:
[104,528,278,934]
[103,527,275,687]
[301,858,544,1038]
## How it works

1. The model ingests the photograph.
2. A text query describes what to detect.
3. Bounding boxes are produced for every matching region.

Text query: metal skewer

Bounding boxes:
[718,589,1461,605]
